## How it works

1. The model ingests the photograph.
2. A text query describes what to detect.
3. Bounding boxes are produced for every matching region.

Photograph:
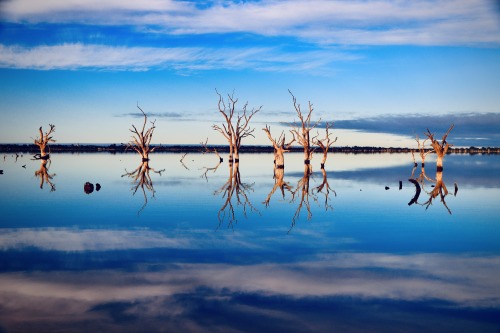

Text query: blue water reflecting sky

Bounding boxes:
[1,152,500,332]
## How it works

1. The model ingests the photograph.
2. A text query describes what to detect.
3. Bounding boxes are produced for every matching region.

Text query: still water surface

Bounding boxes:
[1,152,500,332]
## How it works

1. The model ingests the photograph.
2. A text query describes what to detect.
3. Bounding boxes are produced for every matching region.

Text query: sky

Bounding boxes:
[1,0,500,147]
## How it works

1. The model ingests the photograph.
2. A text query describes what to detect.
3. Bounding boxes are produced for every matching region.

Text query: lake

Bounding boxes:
[1,151,500,332]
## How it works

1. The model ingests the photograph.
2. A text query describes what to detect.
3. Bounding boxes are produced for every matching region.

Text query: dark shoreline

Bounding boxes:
[1,144,499,155]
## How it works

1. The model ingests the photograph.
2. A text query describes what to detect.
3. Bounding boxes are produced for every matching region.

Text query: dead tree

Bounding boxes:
[213,91,236,163]
[33,124,55,160]
[425,124,454,171]
[213,90,261,164]
[35,159,56,191]
[314,122,337,169]
[201,138,223,163]
[411,135,432,168]
[122,161,164,214]
[262,125,294,169]
[233,102,261,162]
[127,104,158,162]
[289,90,321,174]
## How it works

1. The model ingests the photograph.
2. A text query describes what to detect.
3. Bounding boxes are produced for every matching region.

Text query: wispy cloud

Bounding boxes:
[118,112,184,118]
[0,43,352,72]
[3,0,499,46]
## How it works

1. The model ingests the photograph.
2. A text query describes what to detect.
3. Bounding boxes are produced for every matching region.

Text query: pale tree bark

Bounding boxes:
[314,122,337,169]
[233,102,261,162]
[213,90,261,164]
[201,138,223,163]
[425,124,454,171]
[127,105,158,162]
[289,90,321,174]
[262,125,294,168]
[33,124,55,160]
[213,90,235,163]
[412,135,432,167]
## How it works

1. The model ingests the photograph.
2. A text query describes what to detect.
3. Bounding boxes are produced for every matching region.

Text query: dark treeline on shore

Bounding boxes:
[1,143,499,155]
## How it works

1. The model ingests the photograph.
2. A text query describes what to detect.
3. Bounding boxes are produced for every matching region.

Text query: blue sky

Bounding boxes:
[1,0,500,146]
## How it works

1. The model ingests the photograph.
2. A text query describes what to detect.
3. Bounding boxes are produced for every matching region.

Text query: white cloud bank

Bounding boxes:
[3,0,500,46]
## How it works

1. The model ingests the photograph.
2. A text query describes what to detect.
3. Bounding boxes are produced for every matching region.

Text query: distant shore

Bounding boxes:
[1,144,499,155]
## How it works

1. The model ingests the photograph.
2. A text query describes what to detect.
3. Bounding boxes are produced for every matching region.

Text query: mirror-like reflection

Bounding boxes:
[1,152,499,333]
[121,160,164,214]
[408,165,456,214]
[34,158,56,191]
[215,162,257,228]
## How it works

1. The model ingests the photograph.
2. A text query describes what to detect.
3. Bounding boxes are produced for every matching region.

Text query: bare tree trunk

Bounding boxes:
[314,122,337,169]
[425,124,454,171]
[289,90,320,167]
[263,125,294,169]
[33,124,55,160]
[127,105,158,161]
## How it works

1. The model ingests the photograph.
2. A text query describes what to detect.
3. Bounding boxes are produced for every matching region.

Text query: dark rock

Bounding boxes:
[96,183,101,191]
[84,182,94,194]
[385,186,390,190]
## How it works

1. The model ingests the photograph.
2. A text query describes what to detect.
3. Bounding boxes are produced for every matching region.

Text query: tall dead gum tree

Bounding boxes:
[33,124,55,160]
[127,104,158,162]
[289,90,321,173]
[262,125,294,168]
[213,90,261,164]
[425,124,454,171]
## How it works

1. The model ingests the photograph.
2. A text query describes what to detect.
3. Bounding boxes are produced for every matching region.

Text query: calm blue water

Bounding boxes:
[1,152,500,332]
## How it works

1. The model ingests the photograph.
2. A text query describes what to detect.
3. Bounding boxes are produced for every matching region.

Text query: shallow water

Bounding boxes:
[1,152,500,332]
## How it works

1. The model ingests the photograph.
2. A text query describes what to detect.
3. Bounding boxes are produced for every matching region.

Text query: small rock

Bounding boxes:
[84,182,94,194]
[96,183,101,191]
[385,186,390,190]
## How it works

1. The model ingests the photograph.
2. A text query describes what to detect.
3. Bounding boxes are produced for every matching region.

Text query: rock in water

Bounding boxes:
[96,183,101,191]
[84,182,94,194]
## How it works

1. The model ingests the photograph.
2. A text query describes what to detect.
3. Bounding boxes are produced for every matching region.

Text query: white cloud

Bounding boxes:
[0,43,355,71]
[0,228,190,251]
[2,0,500,46]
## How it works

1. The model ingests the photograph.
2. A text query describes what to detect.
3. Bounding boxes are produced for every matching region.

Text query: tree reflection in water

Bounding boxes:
[34,158,56,192]
[215,162,258,229]
[122,161,164,214]
[408,166,455,214]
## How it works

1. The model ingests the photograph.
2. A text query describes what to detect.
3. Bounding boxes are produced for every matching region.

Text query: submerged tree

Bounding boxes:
[213,90,261,164]
[314,122,337,169]
[425,124,454,171]
[33,124,55,160]
[127,104,158,161]
[263,125,294,169]
[289,90,321,174]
